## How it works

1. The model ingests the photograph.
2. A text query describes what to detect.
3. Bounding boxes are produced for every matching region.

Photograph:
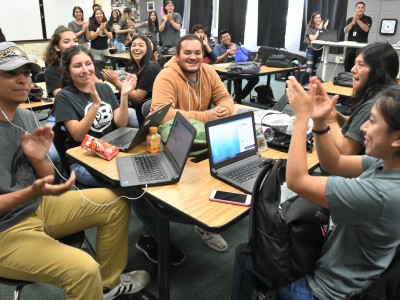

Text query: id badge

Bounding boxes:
[353,31,357,37]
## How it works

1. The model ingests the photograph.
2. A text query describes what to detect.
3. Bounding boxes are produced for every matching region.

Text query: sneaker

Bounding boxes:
[103,270,150,300]
[194,226,228,252]
[135,235,186,266]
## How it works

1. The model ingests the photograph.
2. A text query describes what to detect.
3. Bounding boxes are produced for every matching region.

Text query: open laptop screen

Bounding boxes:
[208,114,256,165]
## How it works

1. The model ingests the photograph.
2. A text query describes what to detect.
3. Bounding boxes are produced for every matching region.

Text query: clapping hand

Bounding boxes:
[323,19,329,29]
[121,73,137,95]
[21,124,54,161]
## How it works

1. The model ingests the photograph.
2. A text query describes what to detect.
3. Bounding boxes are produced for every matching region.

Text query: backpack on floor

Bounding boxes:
[244,159,330,287]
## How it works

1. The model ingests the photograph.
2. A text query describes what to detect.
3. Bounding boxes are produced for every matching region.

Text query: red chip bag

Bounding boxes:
[81,134,119,161]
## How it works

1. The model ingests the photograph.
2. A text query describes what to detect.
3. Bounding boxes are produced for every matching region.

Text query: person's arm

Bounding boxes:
[213,44,231,63]
[159,14,167,32]
[344,17,354,33]
[113,74,136,127]
[167,13,181,31]
[285,77,363,207]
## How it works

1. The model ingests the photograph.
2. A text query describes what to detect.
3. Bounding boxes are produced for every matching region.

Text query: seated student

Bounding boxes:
[0,41,150,300]
[314,43,398,155]
[102,34,161,126]
[151,34,234,252]
[212,29,259,104]
[54,45,136,187]
[231,77,400,299]
[147,35,168,68]
[192,24,217,64]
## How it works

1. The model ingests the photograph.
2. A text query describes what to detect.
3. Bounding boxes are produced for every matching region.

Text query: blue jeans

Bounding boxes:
[231,246,316,300]
[114,40,126,53]
[128,108,139,128]
[47,115,60,165]
[301,47,322,85]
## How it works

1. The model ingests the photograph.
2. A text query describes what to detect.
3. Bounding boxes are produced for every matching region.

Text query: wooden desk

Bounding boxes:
[67,139,318,300]
[213,63,299,77]
[105,51,131,60]
[20,82,54,111]
[305,81,353,97]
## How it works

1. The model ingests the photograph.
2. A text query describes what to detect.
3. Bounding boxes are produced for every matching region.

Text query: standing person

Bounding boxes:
[192,24,217,64]
[159,0,182,47]
[0,27,5,42]
[0,41,150,300]
[312,43,398,155]
[54,45,135,186]
[213,29,259,104]
[136,10,160,45]
[68,6,90,47]
[89,8,112,63]
[301,12,329,85]
[88,3,101,23]
[231,76,400,300]
[125,18,138,47]
[115,8,136,53]
[343,2,372,72]
[151,35,234,252]
[103,34,161,126]
[107,9,121,48]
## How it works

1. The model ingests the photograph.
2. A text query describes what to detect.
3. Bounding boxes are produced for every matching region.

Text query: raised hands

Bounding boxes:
[21,124,54,161]
[121,73,137,95]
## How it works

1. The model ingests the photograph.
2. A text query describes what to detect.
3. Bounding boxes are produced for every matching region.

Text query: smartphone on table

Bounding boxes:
[209,190,252,206]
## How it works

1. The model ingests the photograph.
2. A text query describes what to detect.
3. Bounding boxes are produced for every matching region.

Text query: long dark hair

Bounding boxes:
[376,85,400,133]
[126,35,154,76]
[60,45,94,87]
[303,12,320,44]
[91,8,108,25]
[44,26,75,65]
[72,6,84,21]
[0,27,5,42]
[147,11,159,33]
[352,43,399,111]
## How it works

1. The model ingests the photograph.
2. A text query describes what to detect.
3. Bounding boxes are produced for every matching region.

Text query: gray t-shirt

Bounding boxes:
[0,108,41,232]
[307,156,400,299]
[342,96,377,152]
[160,12,182,47]
[115,19,128,44]
[68,21,88,44]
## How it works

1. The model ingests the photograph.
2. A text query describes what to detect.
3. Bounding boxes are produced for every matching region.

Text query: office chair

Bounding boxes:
[141,99,152,119]
[0,231,85,300]
[34,71,45,83]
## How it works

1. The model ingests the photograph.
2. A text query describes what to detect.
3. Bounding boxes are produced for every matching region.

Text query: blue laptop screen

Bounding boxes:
[208,115,256,165]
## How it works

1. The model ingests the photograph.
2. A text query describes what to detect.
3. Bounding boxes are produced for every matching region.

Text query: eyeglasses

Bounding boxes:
[221,35,230,39]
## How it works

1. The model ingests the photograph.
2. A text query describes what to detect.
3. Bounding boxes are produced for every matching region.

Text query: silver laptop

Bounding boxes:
[116,112,196,187]
[318,30,338,42]
[205,111,270,194]
[101,103,171,152]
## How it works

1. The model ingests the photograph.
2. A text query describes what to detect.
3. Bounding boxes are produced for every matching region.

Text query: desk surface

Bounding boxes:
[306,81,353,97]
[67,132,318,229]
[311,40,368,48]
[213,63,299,76]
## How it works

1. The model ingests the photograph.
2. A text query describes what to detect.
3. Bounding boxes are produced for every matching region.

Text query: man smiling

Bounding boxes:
[151,34,234,252]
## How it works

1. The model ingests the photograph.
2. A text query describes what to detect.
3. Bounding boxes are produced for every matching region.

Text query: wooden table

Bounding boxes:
[305,81,353,97]
[20,82,54,111]
[67,127,318,299]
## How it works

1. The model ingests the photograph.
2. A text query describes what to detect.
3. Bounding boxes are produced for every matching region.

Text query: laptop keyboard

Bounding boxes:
[108,130,137,148]
[134,155,167,182]
[225,160,265,183]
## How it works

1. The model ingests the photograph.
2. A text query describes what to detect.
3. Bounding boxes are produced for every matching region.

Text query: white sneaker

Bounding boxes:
[103,270,150,300]
[194,226,228,252]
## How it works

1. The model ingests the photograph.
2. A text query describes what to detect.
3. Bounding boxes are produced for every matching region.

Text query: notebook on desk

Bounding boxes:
[101,103,171,152]
[318,30,338,42]
[116,112,196,187]
[205,111,269,194]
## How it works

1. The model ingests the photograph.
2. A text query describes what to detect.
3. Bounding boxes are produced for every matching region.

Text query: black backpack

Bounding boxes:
[245,159,330,287]
[333,72,353,87]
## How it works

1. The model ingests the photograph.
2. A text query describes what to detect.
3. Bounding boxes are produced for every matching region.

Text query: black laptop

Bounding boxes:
[101,103,171,152]
[205,111,269,194]
[318,30,338,42]
[116,112,196,187]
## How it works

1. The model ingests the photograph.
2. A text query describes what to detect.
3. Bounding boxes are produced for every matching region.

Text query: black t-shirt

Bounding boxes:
[345,15,372,43]
[89,22,111,50]
[125,61,161,99]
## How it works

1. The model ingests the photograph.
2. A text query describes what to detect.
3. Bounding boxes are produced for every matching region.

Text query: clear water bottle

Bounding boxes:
[105,59,113,71]
[255,123,268,151]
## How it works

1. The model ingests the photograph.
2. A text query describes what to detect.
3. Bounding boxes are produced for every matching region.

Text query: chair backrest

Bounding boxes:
[141,99,152,119]
[52,122,71,177]
[35,71,45,83]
